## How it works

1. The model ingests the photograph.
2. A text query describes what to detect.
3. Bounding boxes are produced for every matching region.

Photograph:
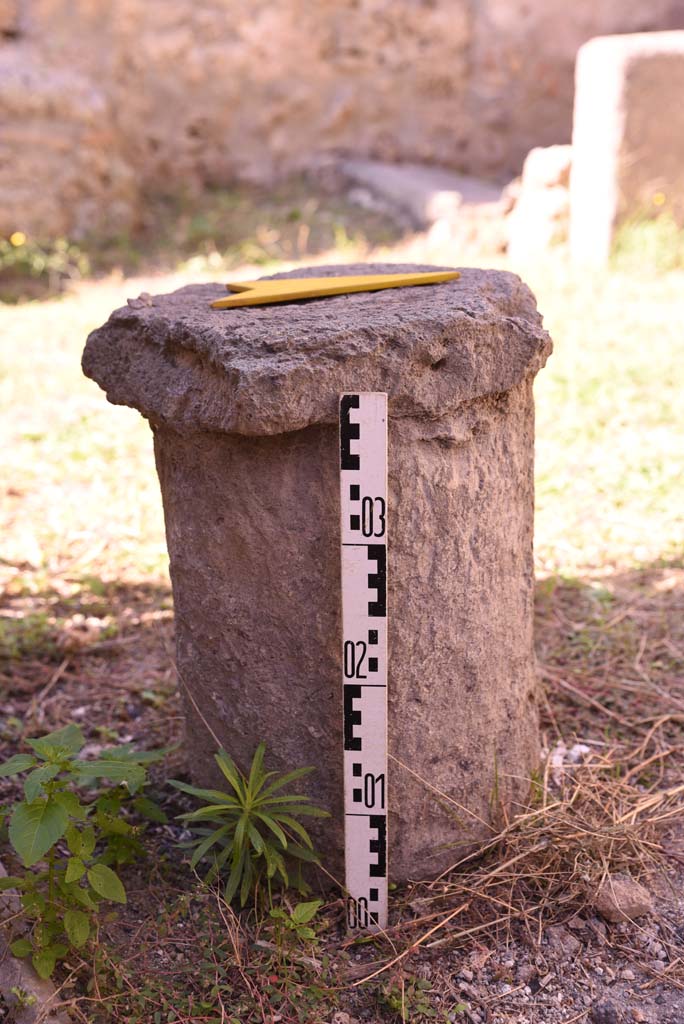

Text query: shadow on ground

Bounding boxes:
[535,557,684,740]
[0,570,179,758]
[2,555,683,798]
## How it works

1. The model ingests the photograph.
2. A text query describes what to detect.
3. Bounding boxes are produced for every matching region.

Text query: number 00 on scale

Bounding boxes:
[339,393,388,932]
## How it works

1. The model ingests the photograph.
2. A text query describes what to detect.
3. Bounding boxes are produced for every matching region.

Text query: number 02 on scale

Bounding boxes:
[339,393,388,932]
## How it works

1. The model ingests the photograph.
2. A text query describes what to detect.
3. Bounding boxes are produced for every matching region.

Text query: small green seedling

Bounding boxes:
[269,899,323,944]
[171,743,328,907]
[0,723,165,978]
[381,977,467,1022]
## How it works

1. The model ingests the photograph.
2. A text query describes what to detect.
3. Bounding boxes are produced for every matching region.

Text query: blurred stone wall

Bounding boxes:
[2,0,683,238]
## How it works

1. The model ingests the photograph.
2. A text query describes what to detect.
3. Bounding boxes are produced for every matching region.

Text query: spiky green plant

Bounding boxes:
[171,743,328,906]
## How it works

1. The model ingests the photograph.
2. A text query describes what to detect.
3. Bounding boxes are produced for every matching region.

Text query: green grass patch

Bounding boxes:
[0,613,57,661]
[612,213,684,274]
[529,257,684,572]
[3,177,402,301]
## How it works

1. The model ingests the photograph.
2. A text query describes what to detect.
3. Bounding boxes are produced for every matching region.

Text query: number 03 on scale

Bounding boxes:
[339,393,388,932]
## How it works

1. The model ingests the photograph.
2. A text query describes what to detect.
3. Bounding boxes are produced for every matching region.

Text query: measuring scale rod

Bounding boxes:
[339,393,388,932]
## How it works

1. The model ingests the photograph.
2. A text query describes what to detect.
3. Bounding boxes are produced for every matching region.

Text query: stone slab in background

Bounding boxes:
[341,159,506,227]
[341,159,510,253]
[507,145,572,262]
[570,31,684,266]
[83,263,552,883]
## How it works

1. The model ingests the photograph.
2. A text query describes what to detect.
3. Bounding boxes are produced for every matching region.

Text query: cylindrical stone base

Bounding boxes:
[82,262,552,885]
[153,377,538,882]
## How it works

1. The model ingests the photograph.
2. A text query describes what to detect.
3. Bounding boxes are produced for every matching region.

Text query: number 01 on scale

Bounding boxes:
[339,393,388,932]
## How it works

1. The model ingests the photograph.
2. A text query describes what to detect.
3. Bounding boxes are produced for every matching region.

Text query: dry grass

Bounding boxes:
[389,741,684,958]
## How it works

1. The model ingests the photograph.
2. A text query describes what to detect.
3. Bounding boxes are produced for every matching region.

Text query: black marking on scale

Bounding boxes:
[369,815,387,878]
[343,684,362,750]
[367,545,387,617]
[340,394,360,470]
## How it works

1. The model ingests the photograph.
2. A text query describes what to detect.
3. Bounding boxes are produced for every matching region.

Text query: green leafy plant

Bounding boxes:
[171,743,328,907]
[0,612,56,661]
[9,986,37,1010]
[380,977,467,1022]
[0,233,90,301]
[0,723,165,978]
[269,898,323,944]
[92,892,336,1024]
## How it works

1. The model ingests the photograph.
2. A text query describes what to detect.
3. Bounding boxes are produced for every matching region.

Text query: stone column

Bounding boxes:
[82,263,552,883]
[570,31,684,266]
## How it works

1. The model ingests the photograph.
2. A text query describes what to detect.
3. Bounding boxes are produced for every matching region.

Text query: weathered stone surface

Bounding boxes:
[590,1001,621,1024]
[507,145,572,262]
[593,873,653,923]
[518,146,572,193]
[570,31,684,266]
[5,1,684,236]
[0,48,138,238]
[545,923,582,957]
[0,0,20,35]
[83,262,552,882]
[342,160,511,255]
[342,160,507,226]
[83,264,550,438]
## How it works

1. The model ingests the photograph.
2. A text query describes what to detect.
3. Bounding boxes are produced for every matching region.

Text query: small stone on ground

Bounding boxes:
[593,874,653,923]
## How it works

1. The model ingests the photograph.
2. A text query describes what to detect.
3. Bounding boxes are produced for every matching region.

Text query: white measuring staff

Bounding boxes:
[339,392,388,932]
